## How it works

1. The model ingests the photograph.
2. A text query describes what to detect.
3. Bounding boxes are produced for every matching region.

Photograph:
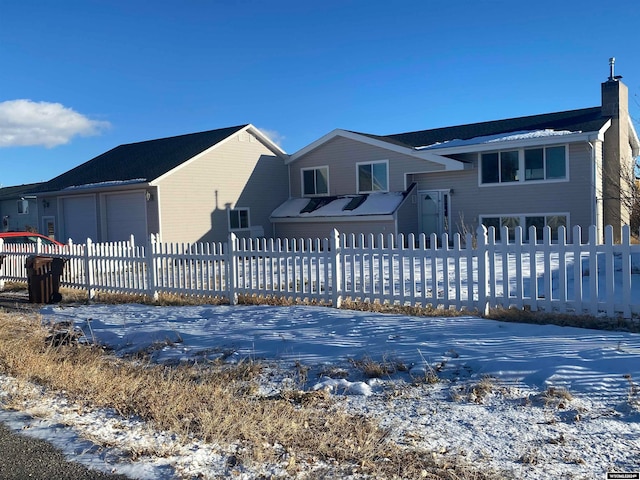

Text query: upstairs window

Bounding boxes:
[481,145,567,185]
[228,208,249,230]
[357,161,388,193]
[481,151,519,183]
[524,146,566,181]
[302,167,329,196]
[17,198,29,214]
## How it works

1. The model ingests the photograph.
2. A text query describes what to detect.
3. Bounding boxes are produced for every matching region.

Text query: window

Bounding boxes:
[481,151,519,184]
[357,161,388,193]
[524,146,566,181]
[302,167,329,196]
[228,208,249,230]
[17,199,29,215]
[480,214,568,242]
[545,146,566,179]
[481,146,567,185]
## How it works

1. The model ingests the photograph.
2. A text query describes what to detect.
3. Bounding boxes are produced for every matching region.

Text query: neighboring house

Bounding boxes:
[272,68,639,243]
[29,125,288,244]
[0,183,43,233]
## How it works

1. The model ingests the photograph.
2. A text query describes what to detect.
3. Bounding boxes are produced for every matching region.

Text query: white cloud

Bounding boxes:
[257,127,285,148]
[0,99,110,148]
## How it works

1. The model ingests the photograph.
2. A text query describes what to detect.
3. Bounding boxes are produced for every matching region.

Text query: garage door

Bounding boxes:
[104,192,148,243]
[62,196,98,243]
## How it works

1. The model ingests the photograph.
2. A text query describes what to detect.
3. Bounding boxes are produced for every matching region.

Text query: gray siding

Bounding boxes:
[290,136,444,196]
[409,142,594,242]
[274,219,397,242]
[156,131,288,243]
[396,194,418,236]
[0,198,39,232]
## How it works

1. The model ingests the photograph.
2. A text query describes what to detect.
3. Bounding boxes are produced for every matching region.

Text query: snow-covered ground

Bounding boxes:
[1,303,639,479]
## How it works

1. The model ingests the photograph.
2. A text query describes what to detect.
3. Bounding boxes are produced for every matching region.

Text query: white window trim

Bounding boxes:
[228,207,251,231]
[301,166,330,197]
[478,145,569,187]
[479,212,570,242]
[356,160,389,193]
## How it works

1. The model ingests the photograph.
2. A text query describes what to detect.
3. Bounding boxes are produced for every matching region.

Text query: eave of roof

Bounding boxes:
[0,182,44,200]
[30,124,275,194]
[287,129,464,171]
[375,107,608,148]
[288,107,610,170]
[413,126,609,155]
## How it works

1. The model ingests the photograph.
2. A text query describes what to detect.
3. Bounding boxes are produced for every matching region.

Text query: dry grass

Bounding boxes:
[349,355,408,378]
[623,374,640,408]
[485,306,640,333]
[450,375,498,404]
[0,310,499,479]
[340,298,472,317]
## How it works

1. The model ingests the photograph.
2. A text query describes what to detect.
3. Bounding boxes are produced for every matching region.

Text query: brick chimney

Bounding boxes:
[601,57,631,240]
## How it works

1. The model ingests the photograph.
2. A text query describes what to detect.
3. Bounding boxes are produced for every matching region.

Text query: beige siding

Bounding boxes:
[156,132,288,243]
[290,136,444,196]
[409,142,595,242]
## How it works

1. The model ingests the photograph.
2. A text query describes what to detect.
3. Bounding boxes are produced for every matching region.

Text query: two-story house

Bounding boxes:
[272,65,639,244]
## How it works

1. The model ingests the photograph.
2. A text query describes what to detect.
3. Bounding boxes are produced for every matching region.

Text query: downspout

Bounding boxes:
[588,140,602,243]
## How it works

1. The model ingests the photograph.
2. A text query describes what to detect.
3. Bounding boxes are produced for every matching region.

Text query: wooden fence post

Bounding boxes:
[331,229,342,308]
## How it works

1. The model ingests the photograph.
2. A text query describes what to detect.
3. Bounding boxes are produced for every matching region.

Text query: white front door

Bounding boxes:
[419,190,449,238]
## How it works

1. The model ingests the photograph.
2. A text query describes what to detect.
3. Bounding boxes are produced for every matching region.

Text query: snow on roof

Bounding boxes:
[62,178,148,191]
[416,129,578,150]
[271,192,405,218]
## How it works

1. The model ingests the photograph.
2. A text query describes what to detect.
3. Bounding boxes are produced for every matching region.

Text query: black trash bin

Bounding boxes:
[25,256,67,303]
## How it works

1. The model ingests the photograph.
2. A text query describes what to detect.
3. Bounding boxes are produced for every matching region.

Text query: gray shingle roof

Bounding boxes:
[0,183,44,200]
[355,107,607,149]
[33,125,248,193]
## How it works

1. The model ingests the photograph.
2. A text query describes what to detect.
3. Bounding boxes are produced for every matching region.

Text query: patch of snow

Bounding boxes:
[417,129,579,150]
[0,304,636,479]
[271,192,404,219]
[62,179,148,190]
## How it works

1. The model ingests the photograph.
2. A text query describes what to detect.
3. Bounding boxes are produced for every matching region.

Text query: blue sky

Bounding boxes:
[1,0,639,187]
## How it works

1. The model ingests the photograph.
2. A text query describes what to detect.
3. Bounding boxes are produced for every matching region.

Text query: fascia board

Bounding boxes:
[416,130,607,156]
[34,181,151,196]
[245,124,288,158]
[150,125,287,185]
[287,129,464,170]
[286,129,347,164]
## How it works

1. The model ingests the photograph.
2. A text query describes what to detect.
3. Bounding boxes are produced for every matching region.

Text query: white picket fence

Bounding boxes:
[0,225,639,319]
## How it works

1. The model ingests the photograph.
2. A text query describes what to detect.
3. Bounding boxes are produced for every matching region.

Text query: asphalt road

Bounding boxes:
[0,421,130,480]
